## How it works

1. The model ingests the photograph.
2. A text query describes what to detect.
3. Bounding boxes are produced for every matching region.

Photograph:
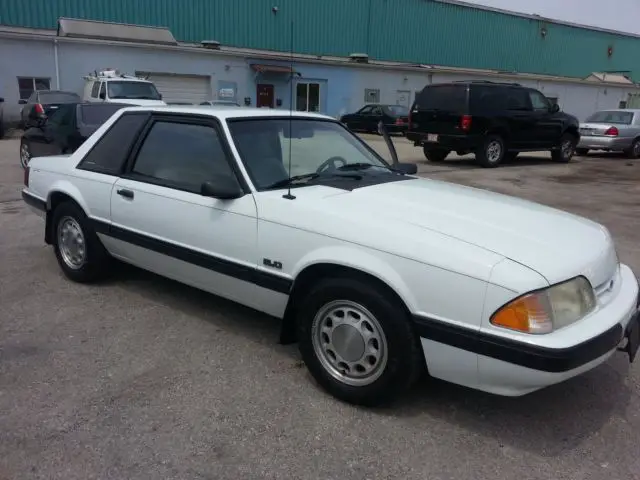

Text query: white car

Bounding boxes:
[21,105,640,406]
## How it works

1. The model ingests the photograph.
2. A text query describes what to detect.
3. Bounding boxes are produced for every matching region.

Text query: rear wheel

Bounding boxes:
[624,139,640,159]
[297,277,423,406]
[20,138,31,169]
[551,133,577,163]
[52,201,111,283]
[576,148,589,156]
[476,134,505,168]
[423,146,449,162]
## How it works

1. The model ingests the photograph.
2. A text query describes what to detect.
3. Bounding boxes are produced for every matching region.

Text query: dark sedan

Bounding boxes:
[340,104,410,135]
[19,90,81,129]
[20,102,128,168]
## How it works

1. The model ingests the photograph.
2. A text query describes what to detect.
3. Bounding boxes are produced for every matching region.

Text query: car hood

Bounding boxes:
[280,177,617,287]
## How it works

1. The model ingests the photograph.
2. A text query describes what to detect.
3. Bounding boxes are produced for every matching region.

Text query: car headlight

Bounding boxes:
[491,276,596,334]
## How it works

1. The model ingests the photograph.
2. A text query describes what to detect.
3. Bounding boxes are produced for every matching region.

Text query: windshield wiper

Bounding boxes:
[265,172,363,190]
[337,163,374,171]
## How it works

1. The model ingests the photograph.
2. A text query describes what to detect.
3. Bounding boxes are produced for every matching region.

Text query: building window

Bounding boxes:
[296,82,320,112]
[364,88,380,104]
[17,77,51,100]
[619,101,627,109]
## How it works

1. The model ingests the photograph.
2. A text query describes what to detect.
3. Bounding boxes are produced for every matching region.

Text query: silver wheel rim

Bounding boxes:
[20,143,30,168]
[57,216,87,270]
[561,139,574,159]
[311,300,388,387]
[486,140,502,163]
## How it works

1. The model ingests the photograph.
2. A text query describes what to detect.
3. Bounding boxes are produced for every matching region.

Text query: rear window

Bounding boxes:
[38,92,81,103]
[385,105,409,116]
[415,85,467,112]
[469,86,530,111]
[585,111,634,125]
[80,104,127,125]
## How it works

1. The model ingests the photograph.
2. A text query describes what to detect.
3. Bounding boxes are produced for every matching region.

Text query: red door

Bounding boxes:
[257,84,274,108]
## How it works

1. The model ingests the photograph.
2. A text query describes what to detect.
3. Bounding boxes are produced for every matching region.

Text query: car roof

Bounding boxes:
[116,105,334,120]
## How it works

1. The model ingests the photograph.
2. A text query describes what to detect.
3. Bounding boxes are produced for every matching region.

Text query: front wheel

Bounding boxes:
[297,277,423,406]
[551,134,577,163]
[52,201,112,283]
[624,140,640,159]
[20,139,31,169]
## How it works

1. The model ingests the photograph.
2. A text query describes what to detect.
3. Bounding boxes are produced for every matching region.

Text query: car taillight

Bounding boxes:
[34,103,45,115]
[604,126,619,136]
[461,115,472,132]
[395,118,404,125]
[24,166,30,187]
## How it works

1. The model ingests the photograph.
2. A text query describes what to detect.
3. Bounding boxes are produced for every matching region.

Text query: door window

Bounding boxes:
[296,83,321,112]
[90,82,100,98]
[528,90,551,111]
[98,82,106,99]
[357,105,374,115]
[131,120,236,192]
[371,106,383,116]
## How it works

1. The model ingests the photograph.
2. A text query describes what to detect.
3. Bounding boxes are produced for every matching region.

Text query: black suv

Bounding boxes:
[406,81,580,168]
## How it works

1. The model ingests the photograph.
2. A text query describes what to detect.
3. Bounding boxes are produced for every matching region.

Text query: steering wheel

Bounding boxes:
[316,156,347,174]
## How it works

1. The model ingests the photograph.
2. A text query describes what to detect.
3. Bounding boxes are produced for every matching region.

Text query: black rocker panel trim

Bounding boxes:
[90,218,292,294]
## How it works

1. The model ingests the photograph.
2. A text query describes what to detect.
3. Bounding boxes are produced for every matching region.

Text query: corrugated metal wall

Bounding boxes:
[1,0,639,80]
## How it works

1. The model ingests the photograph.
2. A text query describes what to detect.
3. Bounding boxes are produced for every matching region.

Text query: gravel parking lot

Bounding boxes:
[1,135,639,480]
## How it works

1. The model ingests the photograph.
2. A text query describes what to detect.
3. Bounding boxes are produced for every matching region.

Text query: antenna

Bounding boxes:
[282,19,296,200]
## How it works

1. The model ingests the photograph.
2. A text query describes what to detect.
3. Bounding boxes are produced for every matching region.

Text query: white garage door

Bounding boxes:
[137,73,211,104]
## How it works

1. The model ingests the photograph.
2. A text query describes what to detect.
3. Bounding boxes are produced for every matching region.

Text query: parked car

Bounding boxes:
[19,90,81,129]
[0,96,5,139]
[21,105,639,407]
[406,81,581,167]
[19,102,128,168]
[200,100,241,107]
[340,104,409,134]
[577,109,640,158]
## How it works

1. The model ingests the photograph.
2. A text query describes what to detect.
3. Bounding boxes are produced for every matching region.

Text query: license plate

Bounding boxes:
[625,313,640,363]
[426,133,439,143]
[580,129,594,136]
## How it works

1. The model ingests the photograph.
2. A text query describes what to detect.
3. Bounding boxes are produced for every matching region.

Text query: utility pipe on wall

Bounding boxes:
[54,39,60,89]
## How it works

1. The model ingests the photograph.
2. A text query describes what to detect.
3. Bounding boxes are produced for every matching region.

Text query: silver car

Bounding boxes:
[577,109,640,158]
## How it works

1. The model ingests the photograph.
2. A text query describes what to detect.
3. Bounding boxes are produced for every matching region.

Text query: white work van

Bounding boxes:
[82,69,166,106]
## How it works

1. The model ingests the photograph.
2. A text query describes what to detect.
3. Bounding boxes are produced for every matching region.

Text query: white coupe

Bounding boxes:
[22,106,640,406]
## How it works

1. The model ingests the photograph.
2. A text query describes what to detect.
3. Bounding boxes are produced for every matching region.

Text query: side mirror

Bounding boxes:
[200,178,244,200]
[550,103,560,113]
[394,163,418,175]
[18,99,27,105]
[99,91,106,100]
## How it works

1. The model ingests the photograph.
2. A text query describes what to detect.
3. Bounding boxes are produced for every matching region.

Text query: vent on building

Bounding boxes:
[201,40,221,50]
[56,17,178,45]
[349,53,369,64]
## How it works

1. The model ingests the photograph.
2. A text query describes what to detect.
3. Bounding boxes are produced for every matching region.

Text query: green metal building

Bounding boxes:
[1,0,640,81]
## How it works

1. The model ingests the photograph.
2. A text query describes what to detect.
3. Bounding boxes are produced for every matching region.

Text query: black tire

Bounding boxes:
[52,201,111,283]
[576,148,589,156]
[624,139,640,159]
[0,121,4,140]
[19,138,31,169]
[551,133,577,163]
[297,277,423,407]
[423,146,449,162]
[476,134,506,168]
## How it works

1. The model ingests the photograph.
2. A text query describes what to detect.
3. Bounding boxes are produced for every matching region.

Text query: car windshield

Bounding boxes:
[39,92,81,103]
[107,81,162,100]
[585,111,634,125]
[385,105,409,116]
[228,118,391,190]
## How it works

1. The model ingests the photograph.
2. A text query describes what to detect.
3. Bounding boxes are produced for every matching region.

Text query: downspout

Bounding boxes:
[54,39,60,89]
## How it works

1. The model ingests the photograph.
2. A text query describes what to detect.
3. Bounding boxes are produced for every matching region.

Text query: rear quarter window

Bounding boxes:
[415,85,467,112]
[77,112,149,175]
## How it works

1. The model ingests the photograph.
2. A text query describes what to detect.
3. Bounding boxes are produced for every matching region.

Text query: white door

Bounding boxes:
[108,114,287,317]
[396,90,410,108]
[139,73,211,104]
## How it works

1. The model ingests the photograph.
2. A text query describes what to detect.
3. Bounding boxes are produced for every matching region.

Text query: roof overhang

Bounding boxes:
[250,63,300,75]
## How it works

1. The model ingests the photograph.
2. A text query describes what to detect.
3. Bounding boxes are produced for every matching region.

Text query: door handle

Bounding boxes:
[116,188,134,199]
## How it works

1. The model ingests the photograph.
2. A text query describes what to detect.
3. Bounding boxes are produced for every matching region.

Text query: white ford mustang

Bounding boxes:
[22,106,640,406]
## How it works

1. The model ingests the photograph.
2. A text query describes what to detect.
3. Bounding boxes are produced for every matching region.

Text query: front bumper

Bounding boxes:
[414,264,640,396]
[577,135,633,151]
